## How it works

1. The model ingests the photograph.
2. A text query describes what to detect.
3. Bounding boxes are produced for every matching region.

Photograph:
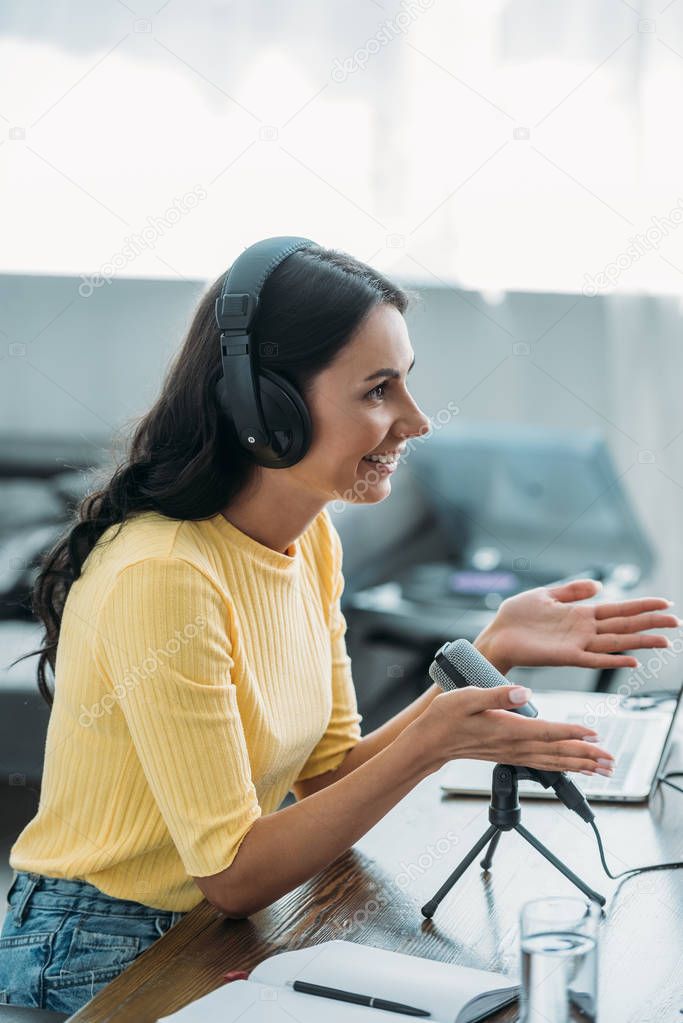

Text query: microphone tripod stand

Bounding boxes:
[421,764,606,919]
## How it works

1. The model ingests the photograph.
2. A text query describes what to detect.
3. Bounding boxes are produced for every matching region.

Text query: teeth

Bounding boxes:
[364,453,398,464]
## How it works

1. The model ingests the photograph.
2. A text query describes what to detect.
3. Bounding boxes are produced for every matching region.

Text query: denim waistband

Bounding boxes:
[7,871,185,927]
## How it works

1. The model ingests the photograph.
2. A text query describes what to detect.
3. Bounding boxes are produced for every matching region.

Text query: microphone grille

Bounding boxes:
[428,657,455,691]
[429,639,507,692]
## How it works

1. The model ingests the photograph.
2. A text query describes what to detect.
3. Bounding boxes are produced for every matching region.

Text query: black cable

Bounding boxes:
[590,818,683,881]
[588,814,678,904]
[580,769,683,900]
[658,770,683,795]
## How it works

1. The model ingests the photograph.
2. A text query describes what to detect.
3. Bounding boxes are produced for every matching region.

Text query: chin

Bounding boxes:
[328,466,392,506]
[352,467,393,501]
[344,490,390,506]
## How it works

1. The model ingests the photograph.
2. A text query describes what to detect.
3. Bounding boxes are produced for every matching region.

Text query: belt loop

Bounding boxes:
[12,872,42,927]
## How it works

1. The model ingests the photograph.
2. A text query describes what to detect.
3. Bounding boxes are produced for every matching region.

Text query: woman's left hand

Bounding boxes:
[475,579,681,675]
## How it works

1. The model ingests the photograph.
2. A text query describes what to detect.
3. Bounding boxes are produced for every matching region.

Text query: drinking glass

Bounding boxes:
[518,896,600,1023]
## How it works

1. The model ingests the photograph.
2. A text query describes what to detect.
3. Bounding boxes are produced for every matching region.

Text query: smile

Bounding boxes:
[360,456,398,475]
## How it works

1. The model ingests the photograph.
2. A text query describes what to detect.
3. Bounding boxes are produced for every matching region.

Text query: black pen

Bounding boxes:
[289,979,431,1017]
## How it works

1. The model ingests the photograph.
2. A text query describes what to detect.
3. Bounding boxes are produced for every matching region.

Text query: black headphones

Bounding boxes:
[214,235,318,469]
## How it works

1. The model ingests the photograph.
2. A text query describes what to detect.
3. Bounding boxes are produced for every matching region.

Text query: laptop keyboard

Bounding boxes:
[567,714,640,789]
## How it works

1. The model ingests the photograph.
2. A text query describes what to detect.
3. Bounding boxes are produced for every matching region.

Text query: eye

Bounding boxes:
[365,381,388,401]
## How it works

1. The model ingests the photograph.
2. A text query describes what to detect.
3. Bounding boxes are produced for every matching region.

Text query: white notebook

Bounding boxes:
[159,939,519,1023]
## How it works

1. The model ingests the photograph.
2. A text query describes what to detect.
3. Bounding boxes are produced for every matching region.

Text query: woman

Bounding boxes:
[0,241,675,1014]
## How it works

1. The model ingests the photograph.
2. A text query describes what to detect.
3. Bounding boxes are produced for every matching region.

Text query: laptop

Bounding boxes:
[439,687,683,803]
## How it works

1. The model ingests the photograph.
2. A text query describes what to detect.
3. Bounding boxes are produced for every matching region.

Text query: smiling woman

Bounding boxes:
[0,241,433,1013]
[1,239,676,1015]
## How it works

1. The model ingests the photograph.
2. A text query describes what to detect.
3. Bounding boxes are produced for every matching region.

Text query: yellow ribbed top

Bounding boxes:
[10,507,363,911]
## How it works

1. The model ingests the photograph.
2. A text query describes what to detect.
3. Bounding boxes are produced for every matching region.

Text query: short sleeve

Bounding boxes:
[295,516,363,783]
[93,557,261,877]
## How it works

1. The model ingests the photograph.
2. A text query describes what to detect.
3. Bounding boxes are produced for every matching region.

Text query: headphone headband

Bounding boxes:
[214,236,317,468]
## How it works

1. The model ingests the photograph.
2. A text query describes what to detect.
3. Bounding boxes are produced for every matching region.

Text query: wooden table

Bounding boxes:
[67,747,683,1023]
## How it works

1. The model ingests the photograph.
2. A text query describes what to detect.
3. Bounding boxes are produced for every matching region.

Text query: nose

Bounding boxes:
[396,397,431,442]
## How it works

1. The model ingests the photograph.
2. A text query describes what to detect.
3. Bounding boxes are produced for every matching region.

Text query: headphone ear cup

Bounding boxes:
[253,369,312,468]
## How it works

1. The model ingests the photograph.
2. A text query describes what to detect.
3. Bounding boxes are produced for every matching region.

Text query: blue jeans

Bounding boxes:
[0,870,186,1014]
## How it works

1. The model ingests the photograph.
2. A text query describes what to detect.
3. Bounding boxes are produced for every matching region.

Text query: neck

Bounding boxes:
[221,471,327,555]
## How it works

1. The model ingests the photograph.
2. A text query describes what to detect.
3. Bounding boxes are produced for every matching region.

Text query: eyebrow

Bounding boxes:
[363,355,416,382]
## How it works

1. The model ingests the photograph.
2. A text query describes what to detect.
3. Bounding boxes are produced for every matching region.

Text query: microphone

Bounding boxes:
[429,639,539,718]
[429,639,595,822]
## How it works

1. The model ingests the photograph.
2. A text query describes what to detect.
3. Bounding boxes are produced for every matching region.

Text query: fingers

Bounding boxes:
[525,737,614,764]
[498,737,615,775]
[594,597,673,620]
[504,753,614,775]
[452,698,618,776]
[596,612,680,635]
[508,718,600,743]
[575,651,641,669]
[589,632,671,653]
[459,684,532,714]
[547,579,602,603]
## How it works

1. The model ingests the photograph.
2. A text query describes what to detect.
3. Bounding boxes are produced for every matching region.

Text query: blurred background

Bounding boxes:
[3,0,683,921]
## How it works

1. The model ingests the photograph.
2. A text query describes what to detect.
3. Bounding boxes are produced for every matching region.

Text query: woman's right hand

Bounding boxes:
[413,684,615,777]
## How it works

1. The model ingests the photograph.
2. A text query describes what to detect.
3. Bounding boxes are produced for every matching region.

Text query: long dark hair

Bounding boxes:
[14,244,414,707]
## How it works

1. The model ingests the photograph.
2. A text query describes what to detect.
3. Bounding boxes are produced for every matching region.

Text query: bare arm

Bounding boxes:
[194,717,437,918]
[193,684,614,918]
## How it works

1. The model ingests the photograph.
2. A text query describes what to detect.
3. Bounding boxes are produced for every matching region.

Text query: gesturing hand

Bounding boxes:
[476,579,680,675]
[418,683,615,776]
